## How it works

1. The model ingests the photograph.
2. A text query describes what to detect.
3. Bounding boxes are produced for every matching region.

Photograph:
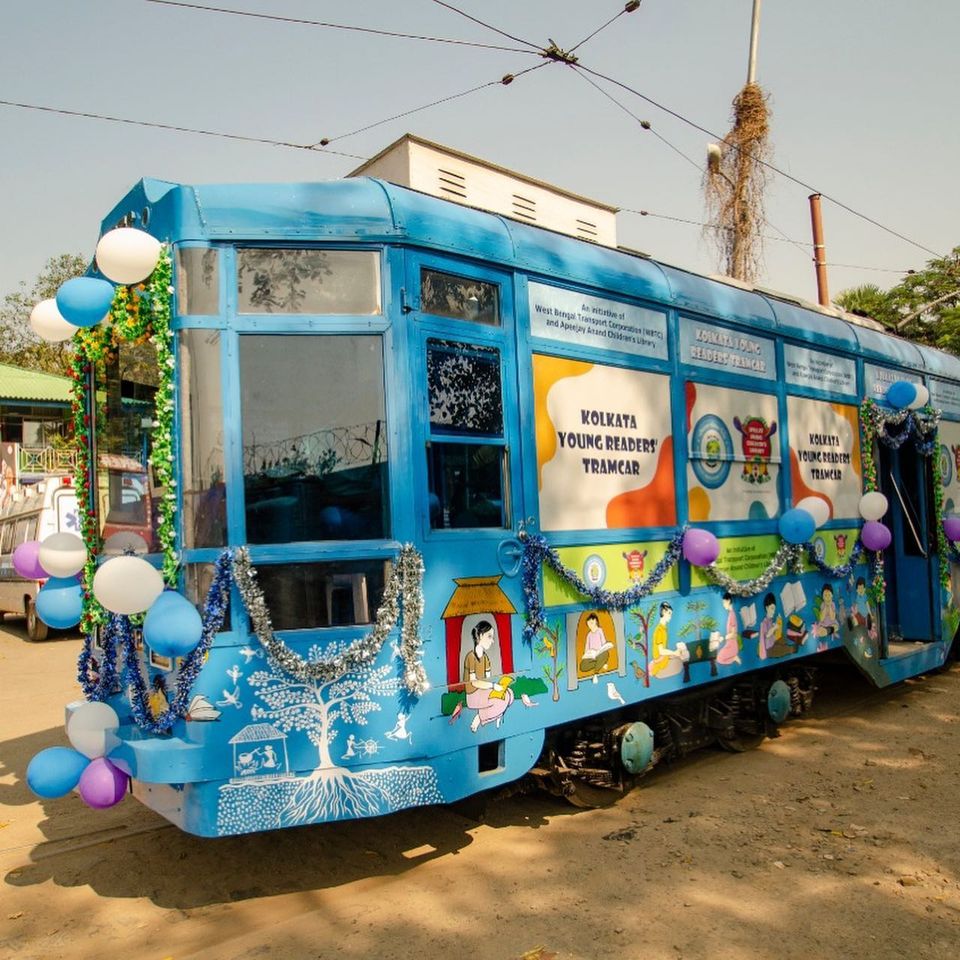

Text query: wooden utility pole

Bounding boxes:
[809,194,830,306]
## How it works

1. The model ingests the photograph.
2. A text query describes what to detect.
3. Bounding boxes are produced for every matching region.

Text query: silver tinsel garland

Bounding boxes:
[702,541,804,598]
[232,545,428,696]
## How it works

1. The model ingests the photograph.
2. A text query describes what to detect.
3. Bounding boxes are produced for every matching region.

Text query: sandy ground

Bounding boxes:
[2,620,960,960]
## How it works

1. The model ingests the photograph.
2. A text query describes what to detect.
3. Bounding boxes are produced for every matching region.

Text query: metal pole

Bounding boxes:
[747,0,763,84]
[809,194,830,306]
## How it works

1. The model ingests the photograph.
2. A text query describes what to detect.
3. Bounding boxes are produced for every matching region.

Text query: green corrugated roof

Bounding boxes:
[0,363,72,403]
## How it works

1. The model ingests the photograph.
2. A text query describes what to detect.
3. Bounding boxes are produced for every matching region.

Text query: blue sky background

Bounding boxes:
[2,0,957,306]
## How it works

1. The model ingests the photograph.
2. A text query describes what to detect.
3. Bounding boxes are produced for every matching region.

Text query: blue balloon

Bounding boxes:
[35,576,83,628]
[27,746,90,798]
[886,380,917,410]
[55,277,115,328]
[144,589,203,658]
[778,507,816,545]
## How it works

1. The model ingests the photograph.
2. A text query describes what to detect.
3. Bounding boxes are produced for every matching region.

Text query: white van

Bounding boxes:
[0,477,79,640]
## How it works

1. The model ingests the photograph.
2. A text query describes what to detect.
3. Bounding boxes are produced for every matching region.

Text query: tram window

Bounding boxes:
[428,443,507,529]
[176,247,220,315]
[240,335,389,544]
[253,559,388,630]
[427,339,503,436]
[180,330,226,549]
[420,268,500,326]
[237,249,381,315]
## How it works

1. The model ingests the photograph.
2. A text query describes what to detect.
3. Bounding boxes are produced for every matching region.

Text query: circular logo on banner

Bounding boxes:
[690,415,733,489]
[583,554,606,589]
[940,444,953,488]
[812,536,827,563]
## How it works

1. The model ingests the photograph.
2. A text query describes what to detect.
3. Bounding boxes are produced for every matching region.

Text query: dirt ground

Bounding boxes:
[2,621,960,960]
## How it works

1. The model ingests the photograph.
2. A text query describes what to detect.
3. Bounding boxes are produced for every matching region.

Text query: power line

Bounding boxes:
[314,63,549,146]
[569,1,642,55]
[575,63,945,260]
[428,0,543,51]
[0,98,365,159]
[623,209,913,273]
[142,0,537,54]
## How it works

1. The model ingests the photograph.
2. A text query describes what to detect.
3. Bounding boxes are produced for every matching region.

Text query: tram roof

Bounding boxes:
[104,176,960,379]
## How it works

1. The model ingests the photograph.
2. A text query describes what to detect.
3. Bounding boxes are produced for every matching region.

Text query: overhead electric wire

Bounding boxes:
[142,0,537,54]
[575,62,945,260]
[428,0,543,51]
[0,98,367,158]
[313,62,549,146]
[568,1,641,55]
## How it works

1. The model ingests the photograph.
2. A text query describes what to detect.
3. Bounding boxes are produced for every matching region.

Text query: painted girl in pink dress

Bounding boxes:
[463,620,514,733]
[716,593,742,666]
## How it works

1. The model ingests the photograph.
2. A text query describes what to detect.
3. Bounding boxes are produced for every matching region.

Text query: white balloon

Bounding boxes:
[38,532,87,579]
[859,491,889,522]
[95,228,162,285]
[66,701,120,759]
[93,555,164,615]
[30,299,76,343]
[796,496,830,528]
[907,384,930,410]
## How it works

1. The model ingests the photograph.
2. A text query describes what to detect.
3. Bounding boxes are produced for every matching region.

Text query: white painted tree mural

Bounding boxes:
[216,644,442,832]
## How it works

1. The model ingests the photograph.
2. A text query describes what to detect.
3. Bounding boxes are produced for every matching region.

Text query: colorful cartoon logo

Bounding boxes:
[583,554,607,588]
[690,414,733,489]
[733,415,777,484]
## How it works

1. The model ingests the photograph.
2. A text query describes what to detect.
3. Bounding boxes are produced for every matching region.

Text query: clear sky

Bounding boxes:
[2,0,957,307]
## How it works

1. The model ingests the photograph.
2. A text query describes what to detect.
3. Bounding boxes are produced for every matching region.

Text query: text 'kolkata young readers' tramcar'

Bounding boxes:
[27,136,960,835]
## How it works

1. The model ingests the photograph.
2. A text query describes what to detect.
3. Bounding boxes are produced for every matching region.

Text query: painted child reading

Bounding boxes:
[579,612,615,683]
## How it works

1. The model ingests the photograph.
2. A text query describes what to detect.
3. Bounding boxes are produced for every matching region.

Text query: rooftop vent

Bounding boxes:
[349,134,618,246]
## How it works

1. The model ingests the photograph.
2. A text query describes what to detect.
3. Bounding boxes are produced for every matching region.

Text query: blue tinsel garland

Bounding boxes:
[80,549,233,735]
[521,530,686,641]
[804,539,867,580]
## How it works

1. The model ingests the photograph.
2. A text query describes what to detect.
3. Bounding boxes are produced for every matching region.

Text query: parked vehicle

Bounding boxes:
[0,477,79,640]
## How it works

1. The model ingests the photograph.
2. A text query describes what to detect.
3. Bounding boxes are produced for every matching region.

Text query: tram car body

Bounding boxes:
[69,160,960,837]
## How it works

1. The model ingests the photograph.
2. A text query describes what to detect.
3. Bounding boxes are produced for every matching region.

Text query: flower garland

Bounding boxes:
[701,541,804,598]
[521,531,686,641]
[231,545,429,696]
[930,437,951,589]
[70,249,177,629]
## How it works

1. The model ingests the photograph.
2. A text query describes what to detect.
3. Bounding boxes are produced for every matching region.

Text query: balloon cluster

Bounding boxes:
[23,533,203,657]
[885,380,930,411]
[26,702,128,808]
[28,228,162,343]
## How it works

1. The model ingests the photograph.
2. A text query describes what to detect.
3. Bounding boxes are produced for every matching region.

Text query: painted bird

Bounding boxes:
[607,681,626,706]
[630,660,647,682]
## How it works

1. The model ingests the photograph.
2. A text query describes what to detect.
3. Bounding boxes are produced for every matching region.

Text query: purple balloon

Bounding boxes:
[683,528,720,566]
[12,540,47,579]
[944,517,960,542]
[77,757,129,809]
[861,520,892,552]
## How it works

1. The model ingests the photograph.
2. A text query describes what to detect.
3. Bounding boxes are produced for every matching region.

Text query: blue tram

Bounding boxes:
[58,162,960,836]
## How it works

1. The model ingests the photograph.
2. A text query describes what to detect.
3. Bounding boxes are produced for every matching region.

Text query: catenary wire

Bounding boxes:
[568,1,641,55]
[428,0,543,51]
[314,62,549,146]
[575,63,945,260]
[142,0,537,54]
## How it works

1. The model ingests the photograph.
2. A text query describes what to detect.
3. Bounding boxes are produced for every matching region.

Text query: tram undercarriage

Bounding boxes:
[529,667,818,808]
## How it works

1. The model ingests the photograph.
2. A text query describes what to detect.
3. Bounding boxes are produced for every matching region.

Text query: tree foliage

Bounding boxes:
[0,254,87,375]
[835,248,960,356]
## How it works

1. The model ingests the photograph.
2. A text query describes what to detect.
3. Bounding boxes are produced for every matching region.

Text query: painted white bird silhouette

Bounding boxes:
[238,646,264,664]
[607,681,626,706]
[226,665,242,684]
[216,687,242,709]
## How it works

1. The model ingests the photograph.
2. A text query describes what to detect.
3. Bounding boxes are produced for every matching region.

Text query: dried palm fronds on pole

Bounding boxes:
[703,0,771,283]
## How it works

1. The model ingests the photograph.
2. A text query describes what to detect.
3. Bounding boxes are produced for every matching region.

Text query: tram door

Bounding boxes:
[404,255,528,713]
[877,442,937,643]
